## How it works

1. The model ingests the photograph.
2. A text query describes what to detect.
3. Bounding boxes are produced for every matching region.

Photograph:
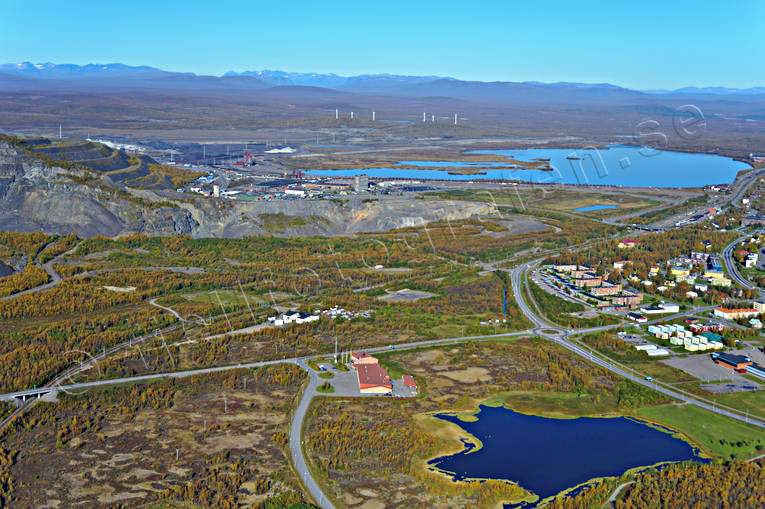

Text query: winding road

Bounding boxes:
[0,240,80,301]
[722,232,765,298]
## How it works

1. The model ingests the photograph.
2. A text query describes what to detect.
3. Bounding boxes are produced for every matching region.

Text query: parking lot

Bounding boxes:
[619,333,653,346]
[700,381,760,393]
[661,349,764,391]
[317,365,416,398]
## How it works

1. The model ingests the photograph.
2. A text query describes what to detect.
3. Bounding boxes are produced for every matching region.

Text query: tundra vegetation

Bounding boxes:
[0,365,313,508]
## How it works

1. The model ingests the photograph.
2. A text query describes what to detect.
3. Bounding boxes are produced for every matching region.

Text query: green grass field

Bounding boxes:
[635,404,764,460]
[709,389,765,420]
[494,390,619,418]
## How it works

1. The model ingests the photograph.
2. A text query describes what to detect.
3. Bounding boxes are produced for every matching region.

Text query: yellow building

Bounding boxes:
[705,269,725,279]
[670,266,690,277]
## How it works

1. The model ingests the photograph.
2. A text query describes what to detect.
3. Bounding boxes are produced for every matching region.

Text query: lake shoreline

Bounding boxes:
[304,145,752,188]
[420,400,708,506]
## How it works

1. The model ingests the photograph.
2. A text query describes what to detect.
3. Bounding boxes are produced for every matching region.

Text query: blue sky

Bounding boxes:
[2,0,763,89]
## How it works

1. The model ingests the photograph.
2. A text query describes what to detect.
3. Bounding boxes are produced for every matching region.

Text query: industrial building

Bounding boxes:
[711,353,753,372]
[354,174,369,193]
[252,178,301,191]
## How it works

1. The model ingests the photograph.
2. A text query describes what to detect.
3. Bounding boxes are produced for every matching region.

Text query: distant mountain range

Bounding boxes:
[1,62,763,104]
[646,86,765,96]
[0,61,270,92]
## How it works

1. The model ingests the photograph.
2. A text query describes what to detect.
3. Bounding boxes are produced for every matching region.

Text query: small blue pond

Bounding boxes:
[571,204,618,212]
[429,406,705,502]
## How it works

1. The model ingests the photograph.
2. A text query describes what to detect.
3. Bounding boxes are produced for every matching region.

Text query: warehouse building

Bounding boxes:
[711,353,753,372]
[355,363,392,394]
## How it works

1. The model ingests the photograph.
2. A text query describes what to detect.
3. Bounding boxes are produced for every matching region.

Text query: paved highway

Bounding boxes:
[729,168,765,210]
[0,330,534,401]
[722,232,765,298]
[289,360,336,509]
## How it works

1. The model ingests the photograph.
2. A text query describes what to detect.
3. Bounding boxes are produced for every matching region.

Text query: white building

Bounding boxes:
[640,302,680,314]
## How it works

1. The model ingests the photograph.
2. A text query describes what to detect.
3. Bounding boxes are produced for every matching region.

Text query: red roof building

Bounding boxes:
[402,375,417,389]
[356,363,392,394]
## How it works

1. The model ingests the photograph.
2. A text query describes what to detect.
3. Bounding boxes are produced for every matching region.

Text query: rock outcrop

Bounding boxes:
[0,141,496,238]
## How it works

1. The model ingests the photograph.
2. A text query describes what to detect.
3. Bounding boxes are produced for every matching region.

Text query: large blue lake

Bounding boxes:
[429,406,704,502]
[304,145,750,188]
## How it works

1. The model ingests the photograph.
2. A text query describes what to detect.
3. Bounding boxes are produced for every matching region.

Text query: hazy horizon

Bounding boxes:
[2,60,763,93]
[3,0,764,90]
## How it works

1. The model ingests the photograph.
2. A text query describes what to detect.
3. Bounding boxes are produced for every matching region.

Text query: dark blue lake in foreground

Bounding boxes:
[429,406,704,502]
[304,145,749,187]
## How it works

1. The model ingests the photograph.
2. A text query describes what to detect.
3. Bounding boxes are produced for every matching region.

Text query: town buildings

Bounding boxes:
[547,265,642,309]
[689,322,725,333]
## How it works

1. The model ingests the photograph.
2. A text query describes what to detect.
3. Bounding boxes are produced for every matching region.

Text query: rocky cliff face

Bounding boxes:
[0,142,495,238]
